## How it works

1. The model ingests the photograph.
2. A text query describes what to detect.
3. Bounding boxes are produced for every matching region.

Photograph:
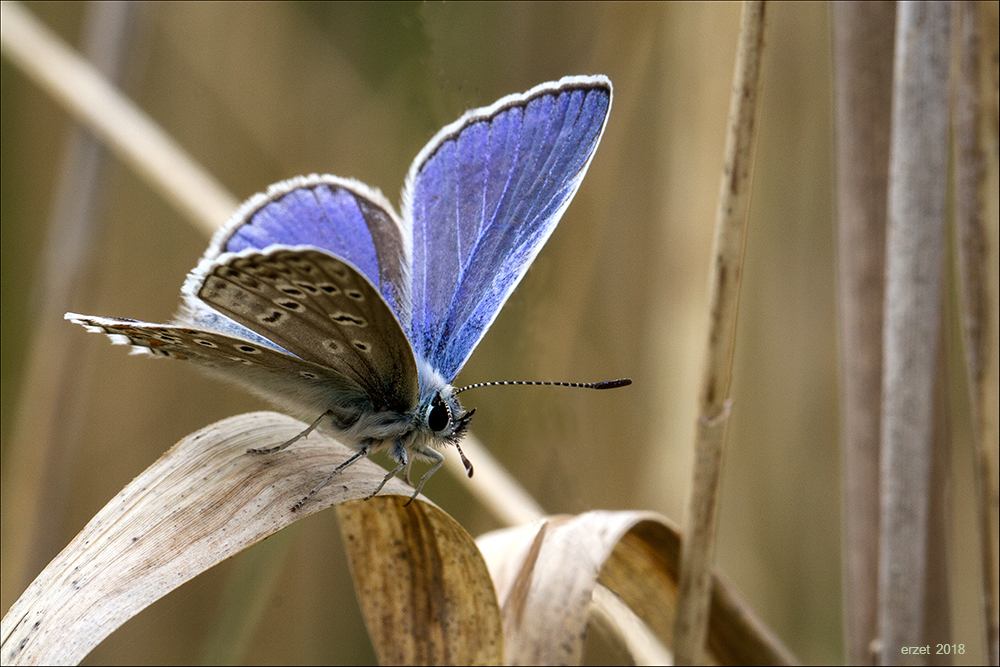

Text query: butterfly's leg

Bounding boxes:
[403,456,415,486]
[405,445,445,506]
[365,441,407,501]
[248,410,333,455]
[290,439,372,512]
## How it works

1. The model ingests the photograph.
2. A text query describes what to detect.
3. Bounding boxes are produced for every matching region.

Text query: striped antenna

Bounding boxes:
[454,378,631,395]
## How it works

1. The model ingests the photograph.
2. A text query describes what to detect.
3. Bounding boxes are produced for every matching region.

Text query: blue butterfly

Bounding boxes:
[68,75,626,508]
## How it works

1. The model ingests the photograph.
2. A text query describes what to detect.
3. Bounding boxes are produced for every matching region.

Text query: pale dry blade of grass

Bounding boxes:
[0,0,236,234]
[443,434,545,527]
[1,0,146,613]
[478,511,796,666]
[674,1,768,663]
[830,2,895,663]
[952,2,1000,663]
[0,412,502,665]
[879,1,952,660]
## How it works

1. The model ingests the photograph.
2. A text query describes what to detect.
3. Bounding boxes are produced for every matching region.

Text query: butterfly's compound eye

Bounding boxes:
[428,395,451,433]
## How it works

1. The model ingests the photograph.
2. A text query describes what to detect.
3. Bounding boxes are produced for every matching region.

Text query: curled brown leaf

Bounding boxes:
[477,511,796,666]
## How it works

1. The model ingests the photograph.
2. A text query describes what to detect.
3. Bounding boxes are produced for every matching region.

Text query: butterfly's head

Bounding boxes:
[419,386,476,479]
[414,357,474,444]
[422,388,474,444]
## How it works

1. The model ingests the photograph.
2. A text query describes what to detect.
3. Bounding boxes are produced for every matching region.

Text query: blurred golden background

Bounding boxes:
[1,2,986,664]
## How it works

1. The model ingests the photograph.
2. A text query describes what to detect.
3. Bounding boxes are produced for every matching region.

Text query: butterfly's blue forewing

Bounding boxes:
[404,75,612,380]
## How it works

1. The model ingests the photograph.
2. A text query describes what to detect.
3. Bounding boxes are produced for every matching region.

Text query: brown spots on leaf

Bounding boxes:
[505,522,549,628]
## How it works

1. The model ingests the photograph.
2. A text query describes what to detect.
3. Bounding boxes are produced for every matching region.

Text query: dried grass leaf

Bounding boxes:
[338,499,503,665]
[477,511,797,666]
[0,411,500,665]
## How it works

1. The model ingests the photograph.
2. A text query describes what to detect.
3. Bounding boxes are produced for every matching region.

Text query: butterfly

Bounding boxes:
[67,74,628,509]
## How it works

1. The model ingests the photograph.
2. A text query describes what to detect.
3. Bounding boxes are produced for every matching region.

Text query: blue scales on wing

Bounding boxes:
[206,175,411,323]
[404,76,612,382]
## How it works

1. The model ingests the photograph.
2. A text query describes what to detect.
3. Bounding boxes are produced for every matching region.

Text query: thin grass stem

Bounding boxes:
[673,1,768,663]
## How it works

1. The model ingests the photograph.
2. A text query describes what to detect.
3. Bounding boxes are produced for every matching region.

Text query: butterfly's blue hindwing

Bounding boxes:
[195,175,411,324]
